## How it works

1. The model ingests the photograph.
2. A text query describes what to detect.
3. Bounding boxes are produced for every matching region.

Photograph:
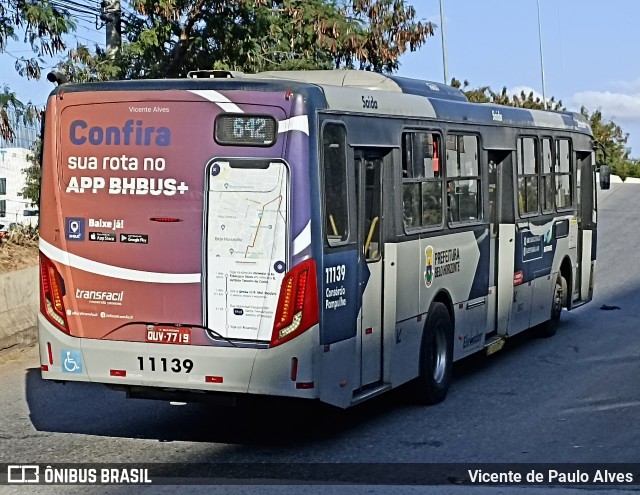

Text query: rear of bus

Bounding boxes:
[37,81,321,401]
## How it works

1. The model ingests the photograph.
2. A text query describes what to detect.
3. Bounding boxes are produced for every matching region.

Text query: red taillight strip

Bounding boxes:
[295,269,308,312]
[39,253,70,333]
[48,265,64,313]
[278,276,295,326]
[40,257,51,295]
[270,259,319,348]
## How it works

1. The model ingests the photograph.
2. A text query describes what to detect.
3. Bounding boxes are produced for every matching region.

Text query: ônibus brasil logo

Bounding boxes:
[424,245,434,288]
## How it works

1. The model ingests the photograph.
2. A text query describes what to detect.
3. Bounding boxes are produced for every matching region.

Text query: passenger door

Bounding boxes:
[487,149,516,337]
[355,150,385,388]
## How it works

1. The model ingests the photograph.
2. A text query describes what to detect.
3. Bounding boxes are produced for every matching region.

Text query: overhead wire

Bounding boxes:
[45,0,105,47]
[49,0,100,15]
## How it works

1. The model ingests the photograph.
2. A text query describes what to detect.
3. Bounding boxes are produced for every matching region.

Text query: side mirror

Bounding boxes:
[599,165,611,190]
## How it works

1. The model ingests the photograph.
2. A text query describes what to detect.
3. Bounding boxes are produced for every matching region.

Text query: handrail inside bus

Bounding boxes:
[328,214,339,236]
[365,216,379,256]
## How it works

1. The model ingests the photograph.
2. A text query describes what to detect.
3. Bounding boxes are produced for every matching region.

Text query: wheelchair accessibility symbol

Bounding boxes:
[61,350,83,374]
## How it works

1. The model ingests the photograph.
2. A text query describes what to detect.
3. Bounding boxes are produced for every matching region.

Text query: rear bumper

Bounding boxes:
[38,313,319,399]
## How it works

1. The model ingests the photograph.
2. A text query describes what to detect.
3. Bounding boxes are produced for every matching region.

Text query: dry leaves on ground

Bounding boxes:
[0,242,39,274]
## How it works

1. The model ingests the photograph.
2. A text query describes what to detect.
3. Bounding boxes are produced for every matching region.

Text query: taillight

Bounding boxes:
[270,259,318,347]
[40,253,69,333]
[513,271,524,286]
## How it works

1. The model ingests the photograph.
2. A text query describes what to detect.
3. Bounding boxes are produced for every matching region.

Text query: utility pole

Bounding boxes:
[101,0,121,59]
[439,0,449,85]
[536,0,547,109]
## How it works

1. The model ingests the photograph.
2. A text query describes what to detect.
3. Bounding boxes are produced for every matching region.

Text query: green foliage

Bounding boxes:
[21,138,42,210]
[80,0,434,78]
[582,107,630,175]
[0,85,39,142]
[55,45,120,83]
[2,1,433,86]
[450,78,563,110]
[452,78,638,179]
[0,0,75,141]
[0,0,75,80]
[344,0,433,73]
[3,0,433,206]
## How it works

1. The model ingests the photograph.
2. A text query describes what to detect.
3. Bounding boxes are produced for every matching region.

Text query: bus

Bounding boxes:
[38,69,602,408]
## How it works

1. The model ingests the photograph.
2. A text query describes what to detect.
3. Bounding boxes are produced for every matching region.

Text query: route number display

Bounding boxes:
[215,115,277,146]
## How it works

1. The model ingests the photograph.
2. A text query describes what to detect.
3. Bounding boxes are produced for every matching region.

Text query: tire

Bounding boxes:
[539,274,565,338]
[411,302,453,405]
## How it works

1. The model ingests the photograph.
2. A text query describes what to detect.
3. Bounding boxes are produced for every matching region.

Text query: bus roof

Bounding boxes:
[49,69,592,136]
[242,70,590,135]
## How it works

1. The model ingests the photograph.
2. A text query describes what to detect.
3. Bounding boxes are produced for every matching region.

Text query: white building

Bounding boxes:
[0,148,38,231]
[0,109,39,232]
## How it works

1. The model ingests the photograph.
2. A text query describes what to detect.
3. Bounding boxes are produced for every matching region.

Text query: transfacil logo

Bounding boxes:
[7,465,39,483]
[76,289,124,304]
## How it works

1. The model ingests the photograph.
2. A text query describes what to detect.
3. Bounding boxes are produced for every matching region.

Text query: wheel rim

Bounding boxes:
[552,281,563,319]
[432,325,447,383]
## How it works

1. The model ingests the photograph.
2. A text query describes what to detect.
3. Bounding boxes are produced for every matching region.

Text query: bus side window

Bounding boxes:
[322,124,350,246]
[556,139,573,209]
[541,138,554,212]
[446,134,481,223]
[402,132,442,230]
[516,136,539,216]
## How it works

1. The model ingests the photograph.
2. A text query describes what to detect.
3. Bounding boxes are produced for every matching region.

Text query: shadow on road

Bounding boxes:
[23,321,568,448]
[21,184,640,457]
[25,365,416,445]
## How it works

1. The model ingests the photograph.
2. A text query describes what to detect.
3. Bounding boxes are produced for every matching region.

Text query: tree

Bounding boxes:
[450,78,563,110]
[0,1,75,139]
[63,0,433,80]
[21,138,42,209]
[0,85,38,142]
[583,107,632,179]
[340,0,433,73]
[450,78,638,178]
[12,0,432,203]
[115,0,352,77]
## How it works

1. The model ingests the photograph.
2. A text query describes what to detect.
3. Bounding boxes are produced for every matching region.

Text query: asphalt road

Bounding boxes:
[1,183,639,495]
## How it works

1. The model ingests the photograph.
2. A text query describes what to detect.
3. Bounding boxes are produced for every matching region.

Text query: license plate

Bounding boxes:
[146,326,191,344]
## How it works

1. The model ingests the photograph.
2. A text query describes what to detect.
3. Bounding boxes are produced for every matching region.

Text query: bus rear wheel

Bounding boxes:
[539,274,566,338]
[412,302,453,405]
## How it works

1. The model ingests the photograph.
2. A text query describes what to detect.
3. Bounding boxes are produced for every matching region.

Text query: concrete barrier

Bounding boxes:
[0,266,38,352]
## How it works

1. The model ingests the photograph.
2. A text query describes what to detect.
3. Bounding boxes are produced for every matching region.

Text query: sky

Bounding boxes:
[2,0,639,157]
[399,0,640,157]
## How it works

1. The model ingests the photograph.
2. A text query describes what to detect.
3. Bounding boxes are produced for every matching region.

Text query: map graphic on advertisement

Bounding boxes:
[206,161,288,341]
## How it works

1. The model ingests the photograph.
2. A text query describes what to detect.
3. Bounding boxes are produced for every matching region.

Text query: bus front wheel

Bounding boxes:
[412,302,453,405]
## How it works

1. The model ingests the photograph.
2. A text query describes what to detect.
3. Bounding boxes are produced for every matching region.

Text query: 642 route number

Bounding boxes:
[137,356,193,373]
